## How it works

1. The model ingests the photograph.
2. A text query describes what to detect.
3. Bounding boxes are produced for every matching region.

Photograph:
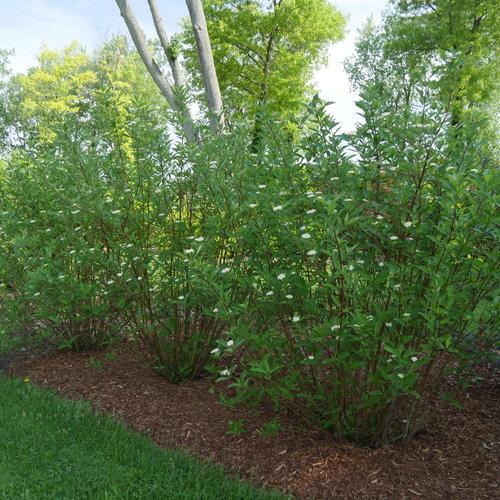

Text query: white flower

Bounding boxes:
[348,265,354,271]
[34,292,40,297]
[308,355,314,360]
[221,267,231,274]
[220,369,230,376]
[378,262,385,267]
[411,356,418,362]
[470,168,479,173]
[137,276,142,281]
[331,325,340,331]
[210,348,220,355]
[292,315,300,322]
[258,184,266,189]
[331,177,340,181]
[106,280,114,285]
[57,275,65,280]
[213,307,219,313]
[69,250,76,255]
[301,233,311,239]
[273,205,283,212]
[266,290,274,296]
[112,210,120,215]
[285,294,293,299]
[117,272,123,278]
[397,373,404,379]
[357,259,365,264]
[184,248,195,254]
[394,284,401,290]
[389,235,398,241]
[306,209,316,215]
[406,237,414,241]
[226,340,234,347]
[277,273,286,280]
[249,203,257,208]
[403,313,410,317]
[385,322,393,327]
[344,198,353,202]
[178,295,185,300]
[376,215,384,220]
[307,250,317,256]
[133,256,140,261]
[403,221,412,228]
[195,236,204,242]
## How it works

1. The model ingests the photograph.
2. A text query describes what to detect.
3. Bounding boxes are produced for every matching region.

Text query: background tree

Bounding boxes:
[390,0,499,127]
[348,0,499,132]
[115,0,225,140]
[181,0,345,129]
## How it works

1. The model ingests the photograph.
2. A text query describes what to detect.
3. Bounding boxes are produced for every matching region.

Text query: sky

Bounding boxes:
[0,0,389,131]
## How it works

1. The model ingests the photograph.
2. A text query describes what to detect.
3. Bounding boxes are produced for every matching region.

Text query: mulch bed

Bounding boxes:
[8,346,499,499]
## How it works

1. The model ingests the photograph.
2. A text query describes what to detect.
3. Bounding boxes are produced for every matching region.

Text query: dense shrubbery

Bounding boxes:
[0,42,497,445]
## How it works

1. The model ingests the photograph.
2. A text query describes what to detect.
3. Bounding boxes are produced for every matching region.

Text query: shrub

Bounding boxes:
[212,97,498,446]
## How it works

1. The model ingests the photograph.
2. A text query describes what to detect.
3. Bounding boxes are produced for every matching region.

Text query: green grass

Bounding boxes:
[0,376,284,499]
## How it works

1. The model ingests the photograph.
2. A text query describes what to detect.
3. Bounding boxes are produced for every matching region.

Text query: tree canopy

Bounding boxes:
[348,0,499,129]
[181,0,345,124]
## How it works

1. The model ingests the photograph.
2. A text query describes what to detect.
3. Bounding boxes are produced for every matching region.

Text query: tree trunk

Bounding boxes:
[115,0,197,144]
[147,0,184,87]
[185,0,224,133]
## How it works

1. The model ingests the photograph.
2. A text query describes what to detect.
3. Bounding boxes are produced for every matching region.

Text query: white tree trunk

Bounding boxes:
[115,0,197,143]
[185,0,224,132]
[146,0,184,88]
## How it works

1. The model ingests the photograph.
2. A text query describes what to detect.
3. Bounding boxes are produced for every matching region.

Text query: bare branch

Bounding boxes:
[115,0,197,143]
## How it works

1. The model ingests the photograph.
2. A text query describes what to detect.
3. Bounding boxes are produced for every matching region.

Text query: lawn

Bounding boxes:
[0,376,283,499]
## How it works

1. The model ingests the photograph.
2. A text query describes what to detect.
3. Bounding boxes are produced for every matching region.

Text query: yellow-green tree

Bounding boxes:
[17,42,97,144]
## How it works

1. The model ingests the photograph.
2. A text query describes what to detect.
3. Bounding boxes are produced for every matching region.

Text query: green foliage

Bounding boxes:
[206,98,498,446]
[181,0,345,124]
[390,0,499,125]
[347,1,500,136]
[0,377,283,499]
[0,33,497,447]
[259,419,282,437]
[227,419,246,435]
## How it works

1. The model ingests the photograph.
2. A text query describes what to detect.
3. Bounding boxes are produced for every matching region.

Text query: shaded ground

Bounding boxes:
[9,347,499,499]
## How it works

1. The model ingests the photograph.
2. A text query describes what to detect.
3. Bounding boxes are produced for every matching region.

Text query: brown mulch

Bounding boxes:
[8,347,499,499]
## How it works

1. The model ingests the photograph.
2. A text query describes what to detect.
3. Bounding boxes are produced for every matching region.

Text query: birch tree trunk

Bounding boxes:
[185,0,225,132]
[115,0,197,144]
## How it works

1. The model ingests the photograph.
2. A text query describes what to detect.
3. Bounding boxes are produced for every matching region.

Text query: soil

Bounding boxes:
[8,347,499,499]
